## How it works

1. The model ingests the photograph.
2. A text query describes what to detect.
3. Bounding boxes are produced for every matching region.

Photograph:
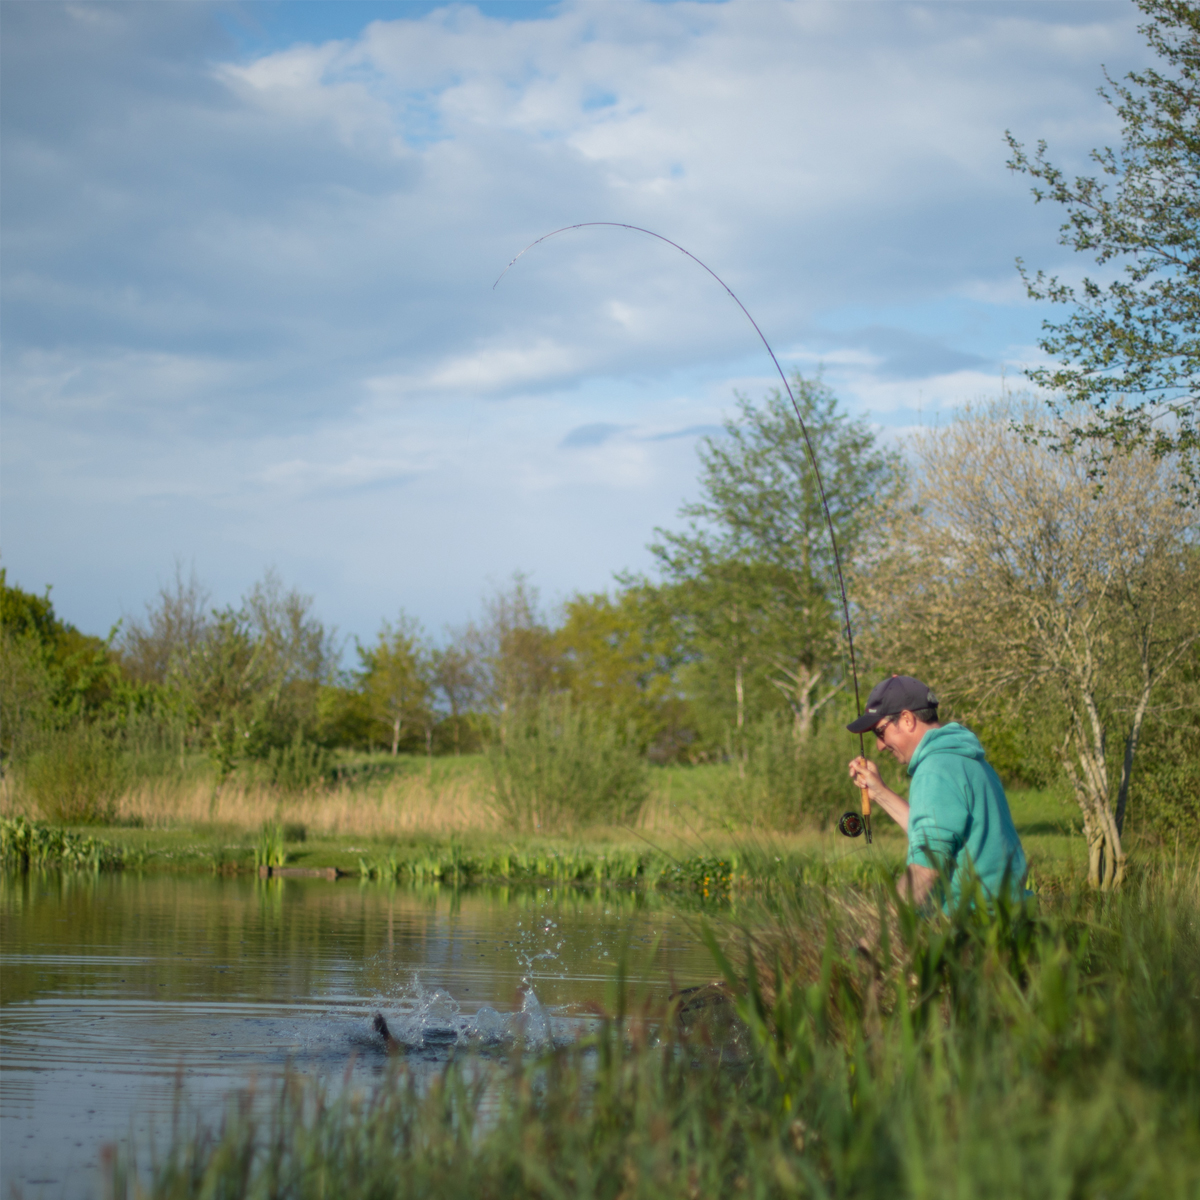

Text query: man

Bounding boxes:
[847,675,1027,910]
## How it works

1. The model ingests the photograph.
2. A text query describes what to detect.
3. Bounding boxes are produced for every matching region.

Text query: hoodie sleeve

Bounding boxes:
[906,759,969,873]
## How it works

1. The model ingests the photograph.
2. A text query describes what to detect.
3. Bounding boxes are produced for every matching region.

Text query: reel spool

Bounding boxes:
[838,812,865,838]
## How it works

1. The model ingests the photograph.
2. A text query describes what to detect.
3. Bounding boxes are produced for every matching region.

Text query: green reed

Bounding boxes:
[0,815,129,871]
[354,842,753,896]
[253,822,288,869]
[114,858,1200,1199]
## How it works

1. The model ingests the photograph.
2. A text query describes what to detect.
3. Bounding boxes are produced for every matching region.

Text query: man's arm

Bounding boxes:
[848,756,909,831]
[897,863,940,909]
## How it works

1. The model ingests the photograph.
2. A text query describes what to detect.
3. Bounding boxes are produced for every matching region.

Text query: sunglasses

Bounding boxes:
[872,716,896,739]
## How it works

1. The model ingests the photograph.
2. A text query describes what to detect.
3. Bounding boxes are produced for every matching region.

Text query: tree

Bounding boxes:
[554,587,683,755]
[0,569,119,755]
[168,570,338,776]
[649,376,904,749]
[1007,0,1200,490]
[118,562,211,685]
[429,642,481,754]
[462,574,558,741]
[869,398,1200,889]
[358,614,432,756]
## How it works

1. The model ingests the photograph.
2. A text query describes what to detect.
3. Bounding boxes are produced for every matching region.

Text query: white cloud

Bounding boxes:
[1,0,1153,639]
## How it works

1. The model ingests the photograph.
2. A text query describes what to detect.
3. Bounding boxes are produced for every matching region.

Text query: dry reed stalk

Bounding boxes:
[0,777,26,819]
[635,789,687,833]
[112,771,505,837]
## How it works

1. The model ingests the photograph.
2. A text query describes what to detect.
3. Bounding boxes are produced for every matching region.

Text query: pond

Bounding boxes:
[0,872,715,1199]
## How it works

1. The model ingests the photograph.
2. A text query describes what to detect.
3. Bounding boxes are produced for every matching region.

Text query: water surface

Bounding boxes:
[1,872,714,1199]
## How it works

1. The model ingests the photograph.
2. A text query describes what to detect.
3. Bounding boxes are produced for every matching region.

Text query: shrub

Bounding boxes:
[16,724,127,824]
[488,695,649,833]
[255,732,333,794]
[732,715,863,830]
[1126,721,1200,846]
[0,815,125,870]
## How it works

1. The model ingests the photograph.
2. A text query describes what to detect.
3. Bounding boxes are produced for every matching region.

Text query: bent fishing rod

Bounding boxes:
[496,221,874,842]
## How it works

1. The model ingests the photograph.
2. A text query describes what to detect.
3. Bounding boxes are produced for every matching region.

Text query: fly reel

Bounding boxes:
[839,781,873,842]
[838,812,865,838]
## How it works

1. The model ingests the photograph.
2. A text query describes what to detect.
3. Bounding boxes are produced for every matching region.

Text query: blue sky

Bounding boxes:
[1,0,1150,647]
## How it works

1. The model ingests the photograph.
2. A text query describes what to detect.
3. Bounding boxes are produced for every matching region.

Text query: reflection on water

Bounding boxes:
[0,871,714,1198]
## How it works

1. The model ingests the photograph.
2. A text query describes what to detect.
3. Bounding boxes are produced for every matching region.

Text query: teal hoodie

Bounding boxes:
[905,723,1027,907]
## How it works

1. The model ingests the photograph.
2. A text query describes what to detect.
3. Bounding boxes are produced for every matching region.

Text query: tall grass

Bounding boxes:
[489,696,649,833]
[117,863,1200,1199]
[0,815,127,870]
[731,715,867,830]
[15,724,128,823]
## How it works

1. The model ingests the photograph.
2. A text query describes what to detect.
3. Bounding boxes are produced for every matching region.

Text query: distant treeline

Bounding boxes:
[3,377,1197,865]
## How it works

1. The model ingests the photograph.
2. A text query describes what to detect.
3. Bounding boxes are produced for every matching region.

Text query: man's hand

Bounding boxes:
[846,755,911,832]
[848,755,884,801]
[897,864,940,910]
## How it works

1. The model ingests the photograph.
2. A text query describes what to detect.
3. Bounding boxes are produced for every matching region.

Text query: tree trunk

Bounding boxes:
[391,714,401,757]
[735,659,745,778]
[1062,736,1126,890]
[770,660,843,740]
[1115,658,1155,838]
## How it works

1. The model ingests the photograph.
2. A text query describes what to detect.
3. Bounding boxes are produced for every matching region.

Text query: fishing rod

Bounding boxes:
[496,221,873,843]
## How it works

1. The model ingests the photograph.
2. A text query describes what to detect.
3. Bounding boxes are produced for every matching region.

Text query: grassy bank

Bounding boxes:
[0,754,1091,884]
[1,776,1090,896]
[112,861,1200,1200]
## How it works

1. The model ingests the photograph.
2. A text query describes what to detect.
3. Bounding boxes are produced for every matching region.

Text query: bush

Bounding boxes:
[1126,721,1200,845]
[16,724,127,824]
[732,715,866,830]
[488,695,649,833]
[249,732,333,794]
[0,815,126,870]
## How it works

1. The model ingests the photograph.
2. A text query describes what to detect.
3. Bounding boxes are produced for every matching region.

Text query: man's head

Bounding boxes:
[847,675,940,765]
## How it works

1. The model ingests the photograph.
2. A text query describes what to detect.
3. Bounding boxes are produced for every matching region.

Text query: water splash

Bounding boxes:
[377,974,463,1049]
[509,989,551,1049]
[514,916,567,988]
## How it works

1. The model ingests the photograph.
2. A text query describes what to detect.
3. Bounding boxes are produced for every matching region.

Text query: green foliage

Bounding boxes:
[253,731,334,793]
[166,571,338,780]
[0,815,126,870]
[647,375,904,755]
[0,618,58,763]
[554,587,684,758]
[732,713,862,830]
[253,823,287,869]
[119,870,1200,1200]
[1,569,120,762]
[966,705,1062,791]
[116,562,211,685]
[1129,721,1200,844]
[1007,0,1200,488]
[357,613,434,755]
[488,695,649,833]
[16,723,128,824]
[356,841,659,887]
[1128,636,1200,843]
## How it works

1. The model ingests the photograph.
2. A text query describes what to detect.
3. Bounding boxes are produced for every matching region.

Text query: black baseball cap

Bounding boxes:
[846,675,939,734]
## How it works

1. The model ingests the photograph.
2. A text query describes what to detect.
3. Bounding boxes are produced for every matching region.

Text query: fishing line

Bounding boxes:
[496,221,872,838]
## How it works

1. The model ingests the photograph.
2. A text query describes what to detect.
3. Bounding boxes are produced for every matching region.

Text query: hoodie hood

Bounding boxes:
[907,722,986,777]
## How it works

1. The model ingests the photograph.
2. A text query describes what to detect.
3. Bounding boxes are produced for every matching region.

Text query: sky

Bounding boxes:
[1,0,1152,650]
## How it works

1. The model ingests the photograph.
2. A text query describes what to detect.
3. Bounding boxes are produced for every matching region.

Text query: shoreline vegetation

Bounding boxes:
[4,384,1195,906]
[1,752,1091,889]
[110,862,1200,1200]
